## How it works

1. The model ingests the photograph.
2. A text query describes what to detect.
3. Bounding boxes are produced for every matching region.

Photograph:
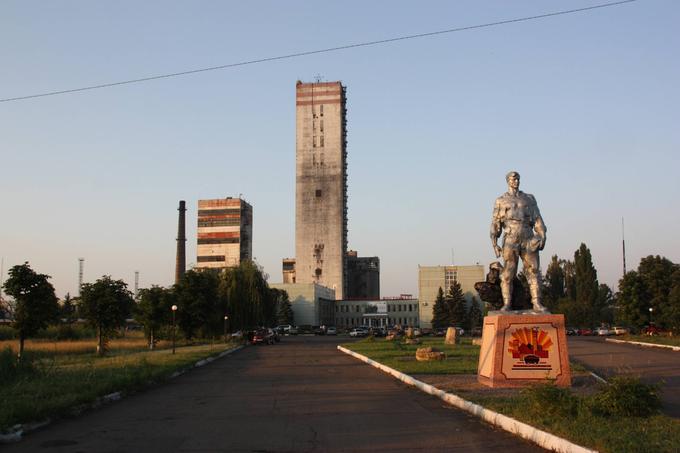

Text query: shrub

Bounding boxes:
[521,383,579,420]
[0,347,37,384]
[587,376,661,417]
[0,325,17,340]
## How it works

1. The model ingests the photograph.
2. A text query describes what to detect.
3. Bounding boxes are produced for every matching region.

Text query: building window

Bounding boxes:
[320,120,324,132]
[320,135,324,147]
[315,189,322,198]
[315,268,322,277]
[320,104,324,116]
[409,304,412,312]
[313,136,316,148]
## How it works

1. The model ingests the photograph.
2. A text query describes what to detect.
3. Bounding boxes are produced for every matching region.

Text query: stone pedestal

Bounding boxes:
[477,313,571,388]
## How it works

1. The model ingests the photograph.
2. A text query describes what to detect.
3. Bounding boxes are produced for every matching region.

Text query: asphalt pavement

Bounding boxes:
[568,336,680,417]
[4,336,545,452]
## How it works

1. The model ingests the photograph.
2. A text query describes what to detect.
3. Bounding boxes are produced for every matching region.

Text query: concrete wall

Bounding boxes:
[295,81,347,299]
[418,265,485,329]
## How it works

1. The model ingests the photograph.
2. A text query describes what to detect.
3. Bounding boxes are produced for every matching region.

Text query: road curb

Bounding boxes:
[0,345,243,444]
[606,338,680,351]
[337,345,597,453]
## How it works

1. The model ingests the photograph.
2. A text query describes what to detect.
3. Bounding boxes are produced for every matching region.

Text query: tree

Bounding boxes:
[666,269,680,334]
[431,287,448,329]
[274,289,294,325]
[79,276,134,355]
[563,260,577,301]
[637,255,679,328]
[135,286,173,349]
[616,271,648,329]
[448,282,467,327]
[175,269,223,339]
[466,297,483,332]
[597,283,615,324]
[219,261,275,331]
[574,243,599,326]
[2,262,59,358]
[543,255,565,311]
[60,292,78,325]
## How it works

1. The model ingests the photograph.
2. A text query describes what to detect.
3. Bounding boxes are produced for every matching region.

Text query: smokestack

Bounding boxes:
[175,200,187,284]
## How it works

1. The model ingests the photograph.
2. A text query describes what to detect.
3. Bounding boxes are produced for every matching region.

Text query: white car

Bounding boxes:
[595,327,611,336]
[326,326,337,335]
[612,326,629,335]
[349,328,368,337]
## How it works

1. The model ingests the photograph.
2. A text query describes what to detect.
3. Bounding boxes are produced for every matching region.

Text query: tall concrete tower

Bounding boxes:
[295,81,348,299]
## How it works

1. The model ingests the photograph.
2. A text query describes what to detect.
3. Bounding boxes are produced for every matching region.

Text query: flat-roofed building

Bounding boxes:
[418,265,484,329]
[196,197,252,269]
[335,295,419,329]
[270,282,335,327]
[282,258,296,283]
[346,251,380,299]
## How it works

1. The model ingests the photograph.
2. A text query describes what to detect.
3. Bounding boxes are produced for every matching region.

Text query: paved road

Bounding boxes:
[6,336,544,452]
[568,336,680,417]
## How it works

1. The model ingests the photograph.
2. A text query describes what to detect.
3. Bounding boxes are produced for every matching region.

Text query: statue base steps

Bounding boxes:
[477,313,571,388]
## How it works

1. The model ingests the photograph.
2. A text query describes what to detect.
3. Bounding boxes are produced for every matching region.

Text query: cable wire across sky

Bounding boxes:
[0,0,638,104]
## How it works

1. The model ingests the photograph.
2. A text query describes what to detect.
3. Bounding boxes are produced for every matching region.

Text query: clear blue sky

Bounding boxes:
[1,0,678,299]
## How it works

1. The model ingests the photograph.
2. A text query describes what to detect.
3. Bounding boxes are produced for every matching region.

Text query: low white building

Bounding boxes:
[335,295,419,329]
[270,282,335,327]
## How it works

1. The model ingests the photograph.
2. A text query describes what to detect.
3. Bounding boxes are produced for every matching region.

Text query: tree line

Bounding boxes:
[431,281,483,331]
[1,261,294,357]
[540,244,679,332]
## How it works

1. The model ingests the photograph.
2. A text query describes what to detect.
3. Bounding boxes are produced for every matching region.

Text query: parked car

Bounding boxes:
[612,326,629,336]
[326,326,337,335]
[349,328,368,337]
[643,324,667,336]
[288,325,299,335]
[276,324,292,335]
[579,328,593,336]
[251,328,275,345]
[271,328,281,343]
[313,325,325,335]
[566,327,579,336]
[595,327,611,336]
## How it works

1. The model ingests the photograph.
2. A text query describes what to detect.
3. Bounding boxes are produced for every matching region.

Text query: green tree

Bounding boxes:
[666,269,680,334]
[574,243,599,325]
[274,289,294,325]
[219,261,274,331]
[448,282,467,327]
[616,271,649,329]
[543,255,565,311]
[175,269,223,339]
[431,287,448,329]
[637,255,679,328]
[135,286,173,349]
[466,296,483,332]
[563,260,577,301]
[79,276,134,355]
[60,292,78,324]
[2,262,60,358]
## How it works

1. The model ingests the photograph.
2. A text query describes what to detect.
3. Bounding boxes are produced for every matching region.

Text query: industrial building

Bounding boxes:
[294,81,348,299]
[345,251,380,299]
[270,282,335,327]
[335,295,419,329]
[418,265,485,329]
[195,197,252,270]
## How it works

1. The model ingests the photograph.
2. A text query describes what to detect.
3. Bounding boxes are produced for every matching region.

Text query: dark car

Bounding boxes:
[252,328,275,345]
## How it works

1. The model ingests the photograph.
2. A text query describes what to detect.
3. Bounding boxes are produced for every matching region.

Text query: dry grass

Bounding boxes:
[0,333,173,356]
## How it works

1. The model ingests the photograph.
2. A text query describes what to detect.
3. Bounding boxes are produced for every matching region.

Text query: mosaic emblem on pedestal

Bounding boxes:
[507,327,553,371]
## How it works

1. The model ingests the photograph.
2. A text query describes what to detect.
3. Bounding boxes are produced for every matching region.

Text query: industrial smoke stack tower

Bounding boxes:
[175,200,187,284]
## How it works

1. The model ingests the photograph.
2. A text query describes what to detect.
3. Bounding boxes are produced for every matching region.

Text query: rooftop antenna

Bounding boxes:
[622,217,627,276]
[314,74,323,83]
[78,258,84,296]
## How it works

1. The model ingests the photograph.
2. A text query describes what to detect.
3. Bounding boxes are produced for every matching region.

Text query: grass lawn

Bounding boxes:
[343,337,680,453]
[0,341,238,432]
[617,334,680,347]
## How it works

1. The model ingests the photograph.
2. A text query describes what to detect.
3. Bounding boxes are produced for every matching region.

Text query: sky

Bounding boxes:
[1,0,679,299]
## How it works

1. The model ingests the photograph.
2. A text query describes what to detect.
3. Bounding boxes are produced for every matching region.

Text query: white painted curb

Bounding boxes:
[338,345,597,453]
[0,345,243,444]
[606,338,680,351]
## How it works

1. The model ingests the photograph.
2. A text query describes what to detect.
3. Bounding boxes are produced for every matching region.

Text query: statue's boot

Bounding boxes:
[500,283,512,311]
[530,286,548,313]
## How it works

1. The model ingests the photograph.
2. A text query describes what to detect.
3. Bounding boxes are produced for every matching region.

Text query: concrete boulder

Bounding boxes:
[404,338,421,345]
[415,347,445,361]
[445,327,458,345]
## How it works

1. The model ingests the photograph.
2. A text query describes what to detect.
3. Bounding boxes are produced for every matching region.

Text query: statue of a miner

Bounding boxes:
[490,171,547,313]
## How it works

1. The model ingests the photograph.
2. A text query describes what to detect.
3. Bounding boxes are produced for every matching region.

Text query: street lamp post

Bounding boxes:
[171,305,178,354]
[649,307,653,325]
[224,315,229,343]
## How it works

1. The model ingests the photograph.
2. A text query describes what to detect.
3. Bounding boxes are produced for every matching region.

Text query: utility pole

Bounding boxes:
[134,271,140,299]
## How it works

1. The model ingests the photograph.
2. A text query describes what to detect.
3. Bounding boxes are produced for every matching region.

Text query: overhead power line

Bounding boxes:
[0,0,638,103]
